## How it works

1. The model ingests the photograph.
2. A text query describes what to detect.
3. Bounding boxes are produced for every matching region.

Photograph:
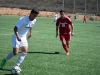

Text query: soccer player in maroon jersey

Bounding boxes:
[56,10,74,55]
[83,15,87,23]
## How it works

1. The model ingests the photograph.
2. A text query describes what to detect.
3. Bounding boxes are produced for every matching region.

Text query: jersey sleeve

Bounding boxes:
[56,19,59,26]
[16,17,24,28]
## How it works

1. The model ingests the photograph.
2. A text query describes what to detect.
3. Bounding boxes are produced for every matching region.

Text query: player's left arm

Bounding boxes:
[56,19,59,38]
[67,17,74,36]
[27,27,32,39]
[70,23,74,36]
[56,26,59,38]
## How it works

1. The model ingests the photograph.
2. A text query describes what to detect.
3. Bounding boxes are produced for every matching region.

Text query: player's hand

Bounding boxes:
[27,35,32,40]
[71,32,74,36]
[17,37,21,41]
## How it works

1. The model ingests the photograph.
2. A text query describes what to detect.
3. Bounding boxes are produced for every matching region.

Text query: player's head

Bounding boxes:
[29,8,39,21]
[59,10,65,18]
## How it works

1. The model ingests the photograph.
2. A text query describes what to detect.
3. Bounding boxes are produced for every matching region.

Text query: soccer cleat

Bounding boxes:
[0,58,6,69]
[66,52,69,55]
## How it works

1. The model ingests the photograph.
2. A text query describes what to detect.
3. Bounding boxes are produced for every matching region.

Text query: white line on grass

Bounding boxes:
[0,28,12,30]
[0,33,13,36]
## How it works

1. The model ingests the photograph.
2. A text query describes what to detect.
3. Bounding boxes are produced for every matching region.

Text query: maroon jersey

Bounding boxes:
[56,16,72,35]
[84,16,86,20]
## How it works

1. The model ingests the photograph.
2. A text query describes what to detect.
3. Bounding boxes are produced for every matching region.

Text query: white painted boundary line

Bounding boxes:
[0,28,13,36]
[0,28,12,30]
[0,33,13,36]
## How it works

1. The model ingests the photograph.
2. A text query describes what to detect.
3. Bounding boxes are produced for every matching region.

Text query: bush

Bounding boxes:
[97,13,100,16]
[89,16,94,21]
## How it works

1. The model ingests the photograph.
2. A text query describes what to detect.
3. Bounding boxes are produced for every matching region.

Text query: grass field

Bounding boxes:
[0,15,100,75]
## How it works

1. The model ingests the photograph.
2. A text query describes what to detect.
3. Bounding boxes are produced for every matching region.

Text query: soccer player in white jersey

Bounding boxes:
[52,12,58,24]
[0,8,39,69]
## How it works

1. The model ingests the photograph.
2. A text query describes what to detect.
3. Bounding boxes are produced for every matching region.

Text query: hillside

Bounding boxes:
[0,0,100,14]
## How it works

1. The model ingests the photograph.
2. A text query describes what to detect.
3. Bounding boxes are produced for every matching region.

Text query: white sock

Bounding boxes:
[5,52,14,60]
[16,52,27,66]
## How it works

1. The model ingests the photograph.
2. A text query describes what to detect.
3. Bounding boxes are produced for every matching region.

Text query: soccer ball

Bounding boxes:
[11,66,22,75]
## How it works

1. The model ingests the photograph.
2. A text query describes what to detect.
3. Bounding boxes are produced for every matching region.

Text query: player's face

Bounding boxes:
[29,13,38,21]
[60,12,65,18]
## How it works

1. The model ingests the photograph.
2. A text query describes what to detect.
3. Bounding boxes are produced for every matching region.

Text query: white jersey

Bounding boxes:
[12,15,36,48]
[54,14,58,21]
[15,15,36,37]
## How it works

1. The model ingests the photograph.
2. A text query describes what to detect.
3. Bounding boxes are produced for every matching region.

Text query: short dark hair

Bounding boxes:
[60,10,65,13]
[31,8,39,14]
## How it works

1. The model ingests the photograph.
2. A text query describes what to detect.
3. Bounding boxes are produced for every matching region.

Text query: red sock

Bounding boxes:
[62,44,69,52]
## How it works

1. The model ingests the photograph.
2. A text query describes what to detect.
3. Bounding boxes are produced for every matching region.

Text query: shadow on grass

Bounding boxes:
[0,68,12,75]
[4,74,13,75]
[29,51,60,54]
[0,69,13,75]
[97,26,100,27]
[0,68,11,71]
[19,51,60,55]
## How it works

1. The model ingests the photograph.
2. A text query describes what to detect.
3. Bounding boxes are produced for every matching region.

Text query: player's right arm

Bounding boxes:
[56,19,59,38]
[14,26,21,41]
[56,26,59,38]
[14,17,24,41]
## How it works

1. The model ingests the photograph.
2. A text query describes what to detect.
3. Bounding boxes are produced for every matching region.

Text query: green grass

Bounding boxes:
[0,15,100,75]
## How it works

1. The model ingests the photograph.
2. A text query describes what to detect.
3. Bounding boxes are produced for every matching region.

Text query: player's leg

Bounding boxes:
[83,19,84,23]
[15,46,27,66]
[65,33,71,55]
[85,19,87,23]
[60,35,69,55]
[0,48,19,69]
[65,33,71,48]
[66,41,70,48]
[15,40,28,66]
[6,48,19,60]
[0,35,19,69]
[52,19,55,24]
[5,35,19,60]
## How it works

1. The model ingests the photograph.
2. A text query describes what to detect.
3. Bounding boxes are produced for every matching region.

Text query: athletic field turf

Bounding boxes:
[0,15,100,75]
